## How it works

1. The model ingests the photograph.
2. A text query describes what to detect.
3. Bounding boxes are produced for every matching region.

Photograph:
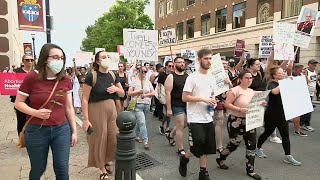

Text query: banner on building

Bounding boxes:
[159,28,176,45]
[234,40,245,57]
[17,0,45,31]
[246,90,270,132]
[123,29,158,63]
[0,73,28,96]
[23,43,33,56]
[258,35,273,58]
[294,7,320,48]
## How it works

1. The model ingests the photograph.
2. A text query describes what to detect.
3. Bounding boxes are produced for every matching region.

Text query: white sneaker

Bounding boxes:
[284,155,302,166]
[270,136,282,144]
[301,125,315,132]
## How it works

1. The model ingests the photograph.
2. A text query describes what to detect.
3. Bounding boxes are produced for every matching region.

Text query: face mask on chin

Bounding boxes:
[47,60,64,74]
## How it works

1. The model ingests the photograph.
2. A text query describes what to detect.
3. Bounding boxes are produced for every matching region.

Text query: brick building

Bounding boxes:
[0,0,23,71]
[155,0,320,65]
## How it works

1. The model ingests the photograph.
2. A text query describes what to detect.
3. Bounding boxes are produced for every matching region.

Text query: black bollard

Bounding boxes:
[115,111,137,180]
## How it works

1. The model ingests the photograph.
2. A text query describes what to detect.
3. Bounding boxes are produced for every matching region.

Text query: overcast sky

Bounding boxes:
[23,0,155,60]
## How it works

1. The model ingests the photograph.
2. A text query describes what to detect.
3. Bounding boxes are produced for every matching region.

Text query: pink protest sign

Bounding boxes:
[0,73,27,96]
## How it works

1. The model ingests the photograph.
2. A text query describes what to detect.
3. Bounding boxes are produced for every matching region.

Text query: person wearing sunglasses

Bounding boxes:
[128,66,155,150]
[10,54,34,136]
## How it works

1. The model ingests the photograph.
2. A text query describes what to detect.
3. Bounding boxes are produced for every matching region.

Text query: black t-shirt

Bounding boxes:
[84,71,120,103]
[158,72,169,85]
[249,72,266,91]
[266,81,284,115]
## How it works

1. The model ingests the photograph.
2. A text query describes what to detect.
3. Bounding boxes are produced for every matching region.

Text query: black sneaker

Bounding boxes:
[179,155,189,177]
[159,126,165,135]
[294,131,308,137]
[199,171,210,180]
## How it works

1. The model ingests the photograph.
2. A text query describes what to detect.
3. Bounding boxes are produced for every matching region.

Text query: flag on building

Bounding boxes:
[17,0,44,31]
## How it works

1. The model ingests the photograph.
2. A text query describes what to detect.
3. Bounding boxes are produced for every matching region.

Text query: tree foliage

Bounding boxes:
[81,0,154,52]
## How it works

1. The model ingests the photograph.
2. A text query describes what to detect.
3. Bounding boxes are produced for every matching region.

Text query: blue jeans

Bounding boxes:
[25,121,71,180]
[134,103,150,144]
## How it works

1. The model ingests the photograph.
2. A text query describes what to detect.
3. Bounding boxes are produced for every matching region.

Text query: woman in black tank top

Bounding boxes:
[118,63,128,110]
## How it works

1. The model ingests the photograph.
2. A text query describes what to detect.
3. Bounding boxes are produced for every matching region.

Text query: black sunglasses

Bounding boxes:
[25,59,34,62]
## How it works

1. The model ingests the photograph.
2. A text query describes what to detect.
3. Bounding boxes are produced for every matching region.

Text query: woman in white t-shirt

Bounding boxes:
[128,66,155,150]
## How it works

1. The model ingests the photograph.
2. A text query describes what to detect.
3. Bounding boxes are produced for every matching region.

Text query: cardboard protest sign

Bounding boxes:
[274,43,294,60]
[159,28,176,45]
[181,49,197,61]
[294,7,320,48]
[0,73,28,96]
[279,76,313,120]
[246,90,270,132]
[259,35,273,58]
[273,22,295,45]
[234,40,245,58]
[209,53,229,95]
[123,29,158,63]
[73,51,93,67]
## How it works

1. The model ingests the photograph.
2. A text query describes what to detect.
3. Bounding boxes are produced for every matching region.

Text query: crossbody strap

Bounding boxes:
[21,80,60,131]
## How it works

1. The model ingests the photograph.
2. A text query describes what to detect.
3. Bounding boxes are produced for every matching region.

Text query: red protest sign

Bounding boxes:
[0,73,27,96]
[234,40,245,57]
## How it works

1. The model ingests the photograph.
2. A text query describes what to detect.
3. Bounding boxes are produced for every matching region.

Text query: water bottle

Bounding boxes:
[207,97,214,116]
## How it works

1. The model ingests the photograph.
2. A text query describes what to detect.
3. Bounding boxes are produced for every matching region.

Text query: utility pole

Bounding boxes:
[45,0,51,43]
[31,34,36,60]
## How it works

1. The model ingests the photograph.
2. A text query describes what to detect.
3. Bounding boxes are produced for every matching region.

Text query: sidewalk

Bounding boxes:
[0,96,107,180]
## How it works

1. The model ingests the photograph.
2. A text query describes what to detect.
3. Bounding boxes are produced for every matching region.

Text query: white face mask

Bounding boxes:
[100,57,110,68]
[47,60,64,74]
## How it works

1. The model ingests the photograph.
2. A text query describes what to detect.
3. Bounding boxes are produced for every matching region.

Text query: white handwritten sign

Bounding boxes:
[274,43,294,60]
[209,53,229,96]
[259,35,273,58]
[73,51,94,67]
[273,22,295,45]
[246,90,270,132]
[159,28,176,45]
[123,29,158,62]
[181,49,196,61]
[279,76,314,120]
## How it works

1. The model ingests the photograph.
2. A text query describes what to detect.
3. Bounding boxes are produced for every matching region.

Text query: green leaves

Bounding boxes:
[81,0,154,52]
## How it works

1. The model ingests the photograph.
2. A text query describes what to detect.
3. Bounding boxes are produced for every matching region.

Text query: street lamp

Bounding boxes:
[31,34,36,60]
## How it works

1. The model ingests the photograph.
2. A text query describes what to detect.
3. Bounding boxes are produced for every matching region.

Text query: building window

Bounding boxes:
[187,0,195,6]
[167,0,173,14]
[159,1,165,18]
[177,0,184,10]
[257,0,274,24]
[216,8,227,32]
[233,2,246,29]
[201,14,210,35]
[176,22,184,40]
[283,0,303,18]
[187,19,194,38]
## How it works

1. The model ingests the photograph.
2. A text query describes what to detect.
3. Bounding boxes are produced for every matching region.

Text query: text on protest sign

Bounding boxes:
[181,49,196,61]
[246,90,270,132]
[0,73,27,96]
[273,22,295,45]
[259,35,273,58]
[209,53,230,96]
[274,43,294,60]
[123,29,158,62]
[234,40,245,57]
[279,76,314,120]
[159,28,176,45]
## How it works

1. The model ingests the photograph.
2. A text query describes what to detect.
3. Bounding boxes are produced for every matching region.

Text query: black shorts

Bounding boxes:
[188,122,216,158]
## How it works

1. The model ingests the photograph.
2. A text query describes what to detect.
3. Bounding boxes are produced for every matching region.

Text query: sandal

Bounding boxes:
[144,143,150,150]
[216,158,229,170]
[176,149,186,156]
[104,164,113,175]
[100,173,109,180]
[165,131,176,146]
[135,137,142,143]
[247,173,262,180]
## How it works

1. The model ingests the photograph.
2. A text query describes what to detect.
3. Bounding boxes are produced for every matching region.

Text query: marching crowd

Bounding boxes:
[3,42,320,180]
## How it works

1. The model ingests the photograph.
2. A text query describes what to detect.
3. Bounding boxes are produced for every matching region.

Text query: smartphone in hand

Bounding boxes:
[87,126,93,135]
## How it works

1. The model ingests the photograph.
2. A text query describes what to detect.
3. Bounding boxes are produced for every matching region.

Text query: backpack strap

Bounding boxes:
[92,71,97,87]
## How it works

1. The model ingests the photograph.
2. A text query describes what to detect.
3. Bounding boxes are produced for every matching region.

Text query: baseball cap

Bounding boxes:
[308,59,318,64]
[156,64,163,70]
[182,55,193,62]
